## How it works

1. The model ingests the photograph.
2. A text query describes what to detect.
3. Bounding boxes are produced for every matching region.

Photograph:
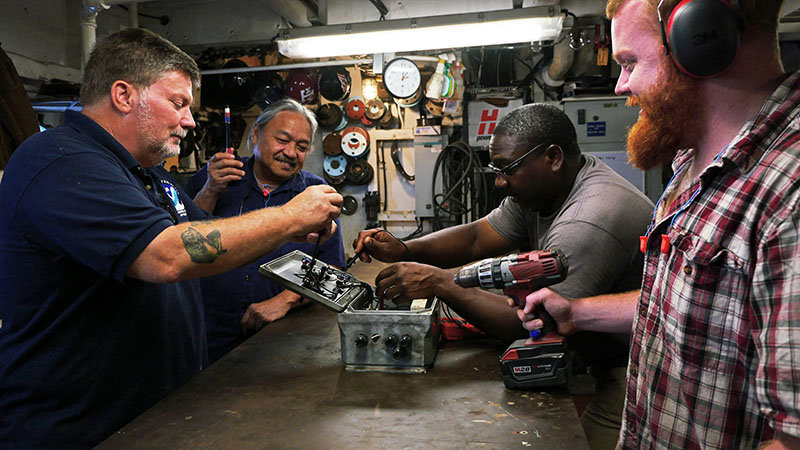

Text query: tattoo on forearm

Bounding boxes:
[181,226,228,264]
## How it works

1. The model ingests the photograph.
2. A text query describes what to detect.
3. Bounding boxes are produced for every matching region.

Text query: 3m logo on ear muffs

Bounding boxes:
[658,0,741,78]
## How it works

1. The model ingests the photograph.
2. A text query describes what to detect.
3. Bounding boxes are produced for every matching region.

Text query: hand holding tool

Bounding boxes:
[454,249,567,338]
[454,249,570,389]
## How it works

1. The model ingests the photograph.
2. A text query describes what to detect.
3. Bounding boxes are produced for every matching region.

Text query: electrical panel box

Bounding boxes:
[337,296,441,373]
[562,96,663,204]
[259,250,441,373]
[413,134,448,217]
[563,96,639,146]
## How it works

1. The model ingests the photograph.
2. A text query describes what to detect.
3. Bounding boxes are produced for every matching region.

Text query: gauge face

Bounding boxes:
[382,57,421,99]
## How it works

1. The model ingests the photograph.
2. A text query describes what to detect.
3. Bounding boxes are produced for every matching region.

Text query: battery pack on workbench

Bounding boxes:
[499,336,567,389]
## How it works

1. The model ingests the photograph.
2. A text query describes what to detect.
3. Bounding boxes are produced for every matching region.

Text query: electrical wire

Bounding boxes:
[431,141,494,231]
[375,229,413,257]
[398,218,424,240]
[346,228,413,273]
[561,9,578,26]
[396,102,404,129]
[441,304,477,333]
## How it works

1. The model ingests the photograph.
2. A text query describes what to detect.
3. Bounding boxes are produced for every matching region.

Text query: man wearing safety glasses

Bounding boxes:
[353,103,653,449]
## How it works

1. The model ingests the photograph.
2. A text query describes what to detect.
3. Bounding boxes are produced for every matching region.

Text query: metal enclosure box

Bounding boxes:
[413,135,448,217]
[258,250,441,373]
[563,96,639,145]
[562,96,663,204]
[337,297,441,373]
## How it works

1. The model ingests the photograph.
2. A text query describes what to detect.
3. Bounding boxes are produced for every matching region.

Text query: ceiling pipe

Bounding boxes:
[541,32,575,88]
[80,1,107,68]
[129,3,139,29]
[81,0,158,68]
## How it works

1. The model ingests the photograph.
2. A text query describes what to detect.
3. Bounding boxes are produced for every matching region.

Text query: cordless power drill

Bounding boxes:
[453,249,570,389]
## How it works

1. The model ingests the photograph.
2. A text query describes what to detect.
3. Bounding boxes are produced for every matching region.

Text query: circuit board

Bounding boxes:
[259,250,374,313]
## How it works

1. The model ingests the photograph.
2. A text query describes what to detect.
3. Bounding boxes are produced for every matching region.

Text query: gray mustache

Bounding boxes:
[275,156,296,167]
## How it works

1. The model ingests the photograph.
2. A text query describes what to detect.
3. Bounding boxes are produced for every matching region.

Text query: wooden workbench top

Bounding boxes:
[99,303,589,449]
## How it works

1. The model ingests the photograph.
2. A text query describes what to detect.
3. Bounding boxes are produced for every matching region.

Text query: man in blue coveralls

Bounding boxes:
[185,99,345,363]
[0,28,341,448]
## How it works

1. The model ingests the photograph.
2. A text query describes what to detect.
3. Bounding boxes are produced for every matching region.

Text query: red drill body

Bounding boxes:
[454,249,567,303]
[454,249,568,337]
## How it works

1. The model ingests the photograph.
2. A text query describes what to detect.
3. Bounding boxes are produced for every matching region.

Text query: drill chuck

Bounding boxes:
[454,257,508,289]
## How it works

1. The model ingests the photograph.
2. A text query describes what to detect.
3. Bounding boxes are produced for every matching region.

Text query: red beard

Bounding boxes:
[625,63,702,171]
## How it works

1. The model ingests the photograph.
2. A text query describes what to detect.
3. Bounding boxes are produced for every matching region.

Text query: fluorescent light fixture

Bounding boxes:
[277,6,564,59]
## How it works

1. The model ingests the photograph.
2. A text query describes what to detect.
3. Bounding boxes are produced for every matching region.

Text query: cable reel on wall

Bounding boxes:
[365,99,387,121]
[316,103,344,130]
[322,131,342,156]
[323,154,348,186]
[341,195,359,215]
[360,115,375,128]
[345,158,374,185]
[340,126,370,158]
[395,87,422,108]
[345,96,367,120]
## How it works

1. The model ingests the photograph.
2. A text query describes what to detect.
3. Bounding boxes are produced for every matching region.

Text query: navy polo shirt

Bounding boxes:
[185,157,345,362]
[0,110,212,448]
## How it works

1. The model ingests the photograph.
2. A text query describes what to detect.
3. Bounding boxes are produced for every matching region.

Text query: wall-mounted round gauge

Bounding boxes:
[382,57,422,99]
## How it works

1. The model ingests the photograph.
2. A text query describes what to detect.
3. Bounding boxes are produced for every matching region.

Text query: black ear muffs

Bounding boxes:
[660,0,741,78]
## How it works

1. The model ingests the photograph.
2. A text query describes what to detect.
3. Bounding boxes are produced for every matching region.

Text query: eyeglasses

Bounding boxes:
[487,143,549,178]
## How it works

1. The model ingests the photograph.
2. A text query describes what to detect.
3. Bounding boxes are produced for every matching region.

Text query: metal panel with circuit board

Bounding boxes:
[259,250,441,372]
[259,250,372,313]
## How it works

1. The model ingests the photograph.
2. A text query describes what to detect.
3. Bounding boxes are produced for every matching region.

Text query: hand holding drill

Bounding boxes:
[454,249,568,339]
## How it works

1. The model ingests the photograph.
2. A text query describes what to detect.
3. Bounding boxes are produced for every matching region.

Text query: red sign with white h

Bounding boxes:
[478,109,499,136]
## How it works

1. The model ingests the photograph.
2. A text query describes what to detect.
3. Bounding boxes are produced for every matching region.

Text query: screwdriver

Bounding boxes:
[309,233,323,269]
[344,251,362,271]
[224,106,233,154]
[344,229,409,271]
[344,229,384,271]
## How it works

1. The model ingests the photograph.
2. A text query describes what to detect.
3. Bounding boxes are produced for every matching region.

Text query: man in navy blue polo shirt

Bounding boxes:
[0,28,341,449]
[185,99,345,363]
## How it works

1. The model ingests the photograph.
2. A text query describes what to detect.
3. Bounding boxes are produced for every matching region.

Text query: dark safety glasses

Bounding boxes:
[487,142,549,178]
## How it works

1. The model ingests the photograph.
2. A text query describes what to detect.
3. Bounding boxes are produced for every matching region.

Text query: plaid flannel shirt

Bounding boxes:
[620,71,800,449]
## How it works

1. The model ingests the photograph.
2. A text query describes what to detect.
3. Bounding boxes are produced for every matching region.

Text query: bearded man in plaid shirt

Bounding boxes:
[518,0,800,448]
